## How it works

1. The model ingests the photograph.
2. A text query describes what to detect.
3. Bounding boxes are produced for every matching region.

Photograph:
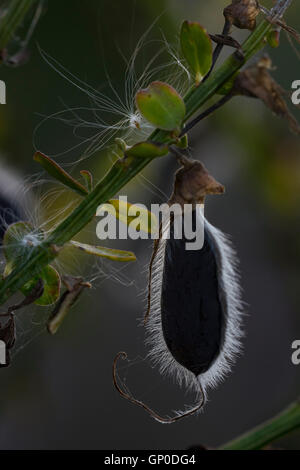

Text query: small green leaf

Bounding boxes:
[99,199,158,235]
[136,81,185,131]
[69,241,136,262]
[175,134,188,149]
[21,266,61,306]
[126,141,169,159]
[80,170,93,192]
[34,152,88,197]
[180,21,213,85]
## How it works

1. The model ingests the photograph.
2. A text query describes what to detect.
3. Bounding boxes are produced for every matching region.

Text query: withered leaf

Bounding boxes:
[47,276,91,335]
[233,56,300,135]
[0,279,44,368]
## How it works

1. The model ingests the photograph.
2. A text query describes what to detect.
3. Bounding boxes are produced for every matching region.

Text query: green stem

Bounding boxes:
[184,19,272,120]
[0,15,282,305]
[0,0,38,56]
[220,399,300,450]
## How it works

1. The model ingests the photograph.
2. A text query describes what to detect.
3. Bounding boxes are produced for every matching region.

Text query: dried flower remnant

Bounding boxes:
[259,2,300,45]
[224,0,260,31]
[233,56,300,134]
[0,278,44,367]
[47,276,91,335]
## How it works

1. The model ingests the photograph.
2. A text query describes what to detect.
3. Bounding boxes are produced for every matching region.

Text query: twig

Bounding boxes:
[260,0,300,43]
[203,19,231,83]
[180,92,234,136]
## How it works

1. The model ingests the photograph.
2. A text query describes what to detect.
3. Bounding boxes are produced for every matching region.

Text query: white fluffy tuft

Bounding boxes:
[145,216,244,403]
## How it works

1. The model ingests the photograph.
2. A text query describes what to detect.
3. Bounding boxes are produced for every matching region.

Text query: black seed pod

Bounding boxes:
[114,157,244,423]
[161,216,223,377]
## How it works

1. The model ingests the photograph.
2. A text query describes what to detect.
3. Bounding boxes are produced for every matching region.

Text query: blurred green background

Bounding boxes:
[0,0,299,450]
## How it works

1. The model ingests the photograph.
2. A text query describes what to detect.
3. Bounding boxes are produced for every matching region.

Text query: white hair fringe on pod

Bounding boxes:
[113,156,244,424]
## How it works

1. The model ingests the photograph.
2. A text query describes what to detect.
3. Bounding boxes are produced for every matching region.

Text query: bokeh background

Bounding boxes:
[0,0,299,450]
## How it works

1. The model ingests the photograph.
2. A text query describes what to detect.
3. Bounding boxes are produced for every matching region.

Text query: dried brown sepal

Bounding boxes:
[274,20,300,44]
[169,157,225,207]
[233,56,300,135]
[7,278,44,315]
[0,279,44,368]
[47,276,91,335]
[224,0,260,31]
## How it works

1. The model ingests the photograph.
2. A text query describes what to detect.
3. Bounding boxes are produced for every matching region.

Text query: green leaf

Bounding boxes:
[136,81,185,131]
[21,266,61,306]
[175,134,188,149]
[99,199,158,235]
[69,241,136,262]
[180,21,212,85]
[80,170,93,192]
[34,152,88,197]
[126,141,169,159]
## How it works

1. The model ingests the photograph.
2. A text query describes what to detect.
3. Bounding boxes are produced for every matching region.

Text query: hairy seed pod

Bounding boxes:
[114,157,244,423]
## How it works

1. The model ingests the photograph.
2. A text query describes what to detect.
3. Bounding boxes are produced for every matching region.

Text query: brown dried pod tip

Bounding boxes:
[169,157,225,207]
[224,0,260,31]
